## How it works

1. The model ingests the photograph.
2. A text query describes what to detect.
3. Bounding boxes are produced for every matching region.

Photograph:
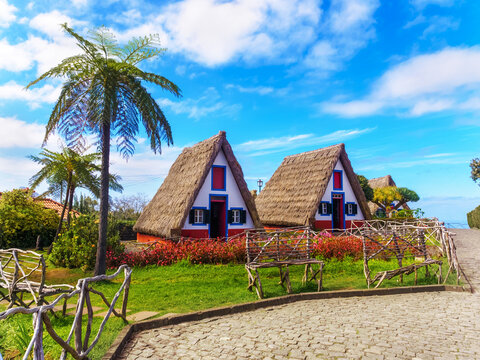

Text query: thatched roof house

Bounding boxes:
[134,131,262,241]
[368,175,397,189]
[256,143,371,230]
[368,175,410,215]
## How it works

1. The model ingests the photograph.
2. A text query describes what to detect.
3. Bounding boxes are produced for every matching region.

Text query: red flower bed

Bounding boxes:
[106,234,364,268]
[311,235,363,260]
[106,237,246,269]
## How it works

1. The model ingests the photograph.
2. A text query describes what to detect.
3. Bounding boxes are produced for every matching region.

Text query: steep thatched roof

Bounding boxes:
[367,175,410,212]
[368,175,396,189]
[133,131,262,237]
[256,143,371,227]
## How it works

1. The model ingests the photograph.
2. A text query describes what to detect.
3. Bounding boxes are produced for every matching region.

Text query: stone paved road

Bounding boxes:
[119,229,480,360]
[452,228,480,292]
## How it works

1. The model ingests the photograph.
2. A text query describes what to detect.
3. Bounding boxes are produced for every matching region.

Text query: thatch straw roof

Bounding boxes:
[256,143,371,227]
[133,131,262,237]
[368,175,396,189]
[367,175,410,212]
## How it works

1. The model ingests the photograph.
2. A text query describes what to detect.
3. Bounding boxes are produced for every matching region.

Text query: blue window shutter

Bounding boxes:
[203,210,211,224]
[240,210,247,224]
[189,209,195,224]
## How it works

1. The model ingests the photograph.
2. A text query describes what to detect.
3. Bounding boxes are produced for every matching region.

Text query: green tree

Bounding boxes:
[27,24,181,275]
[372,186,419,216]
[29,147,123,253]
[0,189,58,249]
[470,158,480,184]
[73,194,98,215]
[356,174,373,202]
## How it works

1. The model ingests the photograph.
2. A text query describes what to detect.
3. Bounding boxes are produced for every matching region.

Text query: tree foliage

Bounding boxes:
[356,174,373,202]
[0,189,59,249]
[29,147,122,253]
[372,186,419,216]
[110,194,148,221]
[27,24,181,275]
[470,158,480,185]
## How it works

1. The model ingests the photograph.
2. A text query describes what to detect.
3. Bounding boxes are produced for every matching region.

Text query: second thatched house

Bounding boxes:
[133,131,262,241]
[368,175,410,216]
[256,143,371,230]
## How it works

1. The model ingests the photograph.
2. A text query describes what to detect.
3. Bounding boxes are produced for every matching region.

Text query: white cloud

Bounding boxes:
[0,116,65,150]
[29,10,77,39]
[328,0,379,34]
[158,0,321,66]
[225,84,274,95]
[0,11,82,75]
[410,99,453,116]
[0,0,17,28]
[235,128,375,156]
[72,0,89,8]
[0,81,61,108]
[303,41,339,71]
[421,16,459,38]
[110,145,183,184]
[322,47,480,117]
[322,100,383,117]
[158,87,240,120]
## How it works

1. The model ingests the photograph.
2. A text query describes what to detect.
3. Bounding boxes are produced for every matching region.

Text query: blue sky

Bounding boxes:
[1,0,479,224]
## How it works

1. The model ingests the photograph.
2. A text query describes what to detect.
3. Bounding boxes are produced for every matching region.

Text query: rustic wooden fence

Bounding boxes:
[326,218,461,284]
[0,265,132,360]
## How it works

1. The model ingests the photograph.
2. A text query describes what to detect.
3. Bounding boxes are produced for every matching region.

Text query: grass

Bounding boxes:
[0,256,459,359]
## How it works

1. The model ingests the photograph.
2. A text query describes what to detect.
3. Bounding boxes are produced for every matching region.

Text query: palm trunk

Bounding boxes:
[66,185,75,228]
[95,120,111,276]
[47,174,72,255]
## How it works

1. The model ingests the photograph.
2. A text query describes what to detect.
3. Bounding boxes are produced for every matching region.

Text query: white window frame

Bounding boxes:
[347,203,353,215]
[194,209,204,224]
[321,202,328,215]
[232,209,241,224]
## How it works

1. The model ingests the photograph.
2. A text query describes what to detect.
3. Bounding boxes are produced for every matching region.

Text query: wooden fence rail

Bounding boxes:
[0,265,132,360]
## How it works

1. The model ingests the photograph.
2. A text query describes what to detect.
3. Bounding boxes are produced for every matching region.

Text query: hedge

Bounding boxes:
[467,205,480,229]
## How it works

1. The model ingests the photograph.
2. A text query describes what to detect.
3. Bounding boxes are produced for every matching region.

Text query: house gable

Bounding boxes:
[315,159,365,229]
[182,149,254,237]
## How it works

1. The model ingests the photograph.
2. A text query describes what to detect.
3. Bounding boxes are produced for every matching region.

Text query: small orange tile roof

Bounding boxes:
[35,198,80,219]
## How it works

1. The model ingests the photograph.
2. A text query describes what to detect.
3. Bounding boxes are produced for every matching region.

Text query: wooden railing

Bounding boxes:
[0,265,132,360]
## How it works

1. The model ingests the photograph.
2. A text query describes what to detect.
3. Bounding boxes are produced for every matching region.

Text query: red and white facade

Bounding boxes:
[314,160,365,230]
[180,150,254,238]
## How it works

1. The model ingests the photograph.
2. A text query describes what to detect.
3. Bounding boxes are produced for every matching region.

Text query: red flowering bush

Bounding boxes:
[106,234,365,269]
[311,235,363,260]
[106,237,246,269]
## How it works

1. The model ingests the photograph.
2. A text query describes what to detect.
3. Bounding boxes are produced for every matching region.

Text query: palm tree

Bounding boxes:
[27,24,181,275]
[29,147,123,253]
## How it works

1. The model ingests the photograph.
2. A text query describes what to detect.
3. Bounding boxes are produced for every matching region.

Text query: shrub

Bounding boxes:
[106,238,246,268]
[467,205,480,229]
[0,189,58,249]
[312,235,363,260]
[106,234,364,269]
[50,215,124,269]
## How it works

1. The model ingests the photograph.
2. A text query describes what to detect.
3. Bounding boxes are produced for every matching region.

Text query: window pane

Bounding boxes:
[212,167,226,189]
[232,209,240,223]
[194,209,203,223]
[333,171,342,189]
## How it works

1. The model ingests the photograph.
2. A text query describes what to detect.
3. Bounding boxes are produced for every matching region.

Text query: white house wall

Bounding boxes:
[182,149,254,230]
[314,159,365,221]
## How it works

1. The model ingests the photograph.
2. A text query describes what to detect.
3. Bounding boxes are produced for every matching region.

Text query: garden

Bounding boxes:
[0,220,459,359]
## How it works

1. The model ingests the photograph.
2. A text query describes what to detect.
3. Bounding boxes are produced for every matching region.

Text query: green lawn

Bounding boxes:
[0,257,459,359]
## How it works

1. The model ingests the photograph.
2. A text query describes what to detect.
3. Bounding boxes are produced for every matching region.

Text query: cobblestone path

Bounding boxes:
[452,228,480,292]
[119,229,480,360]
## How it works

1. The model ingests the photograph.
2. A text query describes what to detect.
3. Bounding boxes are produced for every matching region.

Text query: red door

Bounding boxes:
[210,197,226,238]
[332,194,344,229]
